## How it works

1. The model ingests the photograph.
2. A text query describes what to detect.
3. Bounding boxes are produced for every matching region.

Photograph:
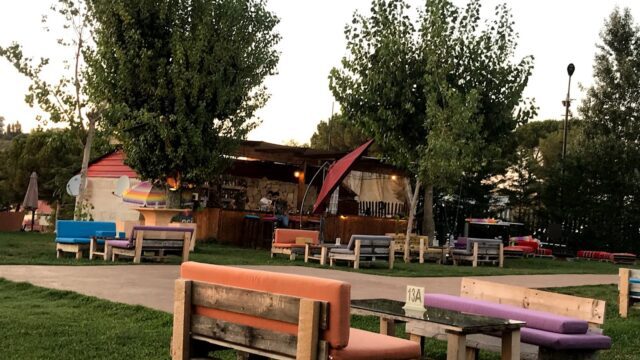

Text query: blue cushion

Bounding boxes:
[56,220,116,240]
[56,237,91,245]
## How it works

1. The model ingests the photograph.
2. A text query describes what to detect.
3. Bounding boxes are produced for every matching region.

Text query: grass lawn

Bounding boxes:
[1,231,636,277]
[0,279,635,359]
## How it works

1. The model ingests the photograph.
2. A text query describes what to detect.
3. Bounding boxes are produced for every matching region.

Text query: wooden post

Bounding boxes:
[296,298,320,360]
[499,243,504,268]
[134,230,144,264]
[89,237,96,260]
[472,242,479,268]
[419,237,425,264]
[172,279,192,360]
[304,244,310,263]
[379,317,396,336]
[354,240,361,269]
[320,246,328,266]
[447,332,467,360]
[388,240,395,269]
[181,232,190,263]
[501,328,520,360]
[619,268,630,318]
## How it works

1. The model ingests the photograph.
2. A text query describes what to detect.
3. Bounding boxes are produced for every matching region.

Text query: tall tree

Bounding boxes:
[0,0,98,219]
[88,0,280,206]
[330,0,534,261]
[557,8,640,252]
[0,116,4,136]
[310,113,370,152]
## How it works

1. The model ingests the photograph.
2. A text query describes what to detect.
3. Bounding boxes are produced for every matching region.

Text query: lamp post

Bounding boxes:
[561,63,575,165]
[559,63,575,248]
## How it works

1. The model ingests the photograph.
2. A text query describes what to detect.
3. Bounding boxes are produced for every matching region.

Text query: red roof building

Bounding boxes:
[87,150,139,178]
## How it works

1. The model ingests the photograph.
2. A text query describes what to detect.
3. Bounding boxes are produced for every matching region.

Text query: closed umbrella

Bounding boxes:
[122,181,166,207]
[22,172,38,231]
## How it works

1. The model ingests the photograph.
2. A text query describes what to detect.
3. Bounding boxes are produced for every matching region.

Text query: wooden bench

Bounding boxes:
[108,225,193,263]
[619,268,640,318]
[271,228,320,260]
[452,237,504,267]
[407,278,609,360]
[328,235,394,269]
[172,262,421,360]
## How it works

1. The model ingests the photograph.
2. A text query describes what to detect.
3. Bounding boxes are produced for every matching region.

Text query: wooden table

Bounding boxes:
[304,243,341,265]
[135,208,184,226]
[350,298,524,360]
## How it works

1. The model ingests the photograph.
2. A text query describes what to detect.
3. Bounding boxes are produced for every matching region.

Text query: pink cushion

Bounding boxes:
[521,327,611,350]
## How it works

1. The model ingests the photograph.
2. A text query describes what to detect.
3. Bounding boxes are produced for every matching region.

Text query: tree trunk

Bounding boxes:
[167,188,182,209]
[404,178,421,263]
[74,116,96,220]
[422,184,436,245]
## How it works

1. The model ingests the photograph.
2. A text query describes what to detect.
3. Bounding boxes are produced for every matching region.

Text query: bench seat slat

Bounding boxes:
[191,314,298,357]
[192,281,302,325]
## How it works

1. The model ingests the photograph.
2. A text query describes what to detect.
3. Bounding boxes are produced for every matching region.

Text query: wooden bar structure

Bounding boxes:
[194,209,407,247]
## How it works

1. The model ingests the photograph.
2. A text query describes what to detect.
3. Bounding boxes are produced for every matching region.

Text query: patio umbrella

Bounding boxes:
[122,181,166,207]
[312,139,374,214]
[22,172,38,231]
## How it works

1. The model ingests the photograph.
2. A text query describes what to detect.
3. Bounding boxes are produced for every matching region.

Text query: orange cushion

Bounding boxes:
[180,262,351,349]
[272,243,305,248]
[274,229,319,244]
[330,328,422,360]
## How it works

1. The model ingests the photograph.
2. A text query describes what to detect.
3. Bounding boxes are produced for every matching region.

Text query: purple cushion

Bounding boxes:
[424,294,588,334]
[521,328,611,350]
[106,240,132,249]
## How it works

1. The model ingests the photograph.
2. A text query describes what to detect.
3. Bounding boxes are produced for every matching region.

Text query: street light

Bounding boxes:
[561,63,575,163]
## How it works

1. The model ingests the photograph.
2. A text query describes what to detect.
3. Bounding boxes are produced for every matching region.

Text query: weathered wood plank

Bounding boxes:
[192,281,301,324]
[460,278,606,325]
[191,315,298,357]
[172,280,192,360]
[296,299,320,360]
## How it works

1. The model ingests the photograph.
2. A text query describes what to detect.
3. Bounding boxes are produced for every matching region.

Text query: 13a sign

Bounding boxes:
[403,285,426,311]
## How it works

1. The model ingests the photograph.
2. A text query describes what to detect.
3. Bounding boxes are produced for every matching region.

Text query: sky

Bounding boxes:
[1,1,639,144]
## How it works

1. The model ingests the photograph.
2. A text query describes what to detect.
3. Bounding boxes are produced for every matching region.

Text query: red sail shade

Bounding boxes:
[312,139,374,214]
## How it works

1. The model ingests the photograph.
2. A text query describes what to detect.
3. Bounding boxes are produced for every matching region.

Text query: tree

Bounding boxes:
[310,113,370,152]
[88,0,280,206]
[330,0,534,261]
[555,8,640,252]
[0,0,99,219]
[0,129,110,215]
[282,139,309,148]
[0,116,4,137]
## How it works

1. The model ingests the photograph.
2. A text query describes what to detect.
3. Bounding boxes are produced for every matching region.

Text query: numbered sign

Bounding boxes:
[403,285,426,311]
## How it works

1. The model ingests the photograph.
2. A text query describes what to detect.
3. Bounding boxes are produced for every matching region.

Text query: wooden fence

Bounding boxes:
[194,208,407,247]
[358,201,405,218]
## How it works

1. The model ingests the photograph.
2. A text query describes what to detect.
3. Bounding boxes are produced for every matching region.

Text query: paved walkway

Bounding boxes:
[0,265,617,313]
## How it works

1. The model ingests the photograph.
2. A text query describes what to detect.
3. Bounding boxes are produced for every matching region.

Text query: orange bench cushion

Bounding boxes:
[274,229,319,245]
[180,262,350,348]
[330,328,422,360]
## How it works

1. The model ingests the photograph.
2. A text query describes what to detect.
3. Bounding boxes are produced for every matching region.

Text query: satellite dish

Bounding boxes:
[113,176,130,197]
[66,175,82,197]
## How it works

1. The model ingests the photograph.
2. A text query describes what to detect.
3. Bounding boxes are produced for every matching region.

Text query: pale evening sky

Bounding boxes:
[1,1,639,144]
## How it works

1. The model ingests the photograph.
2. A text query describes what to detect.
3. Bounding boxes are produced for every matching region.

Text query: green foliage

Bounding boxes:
[554,8,640,252]
[310,113,371,152]
[0,129,110,212]
[330,0,534,191]
[87,0,281,186]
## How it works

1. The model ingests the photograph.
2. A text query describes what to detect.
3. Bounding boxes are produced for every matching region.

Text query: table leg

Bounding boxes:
[379,317,396,336]
[447,333,467,360]
[320,247,327,266]
[409,333,425,357]
[501,329,520,360]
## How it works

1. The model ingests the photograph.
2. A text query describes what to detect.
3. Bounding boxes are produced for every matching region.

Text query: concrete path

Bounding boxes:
[0,265,618,313]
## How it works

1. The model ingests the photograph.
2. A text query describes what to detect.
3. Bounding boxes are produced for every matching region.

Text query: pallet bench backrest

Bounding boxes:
[460,278,606,327]
[173,262,351,359]
[618,268,640,318]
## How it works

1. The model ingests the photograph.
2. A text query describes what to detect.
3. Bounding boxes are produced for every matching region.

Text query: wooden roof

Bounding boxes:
[87,150,139,178]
